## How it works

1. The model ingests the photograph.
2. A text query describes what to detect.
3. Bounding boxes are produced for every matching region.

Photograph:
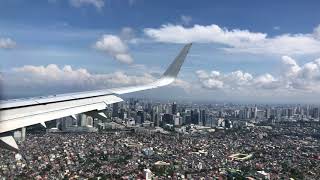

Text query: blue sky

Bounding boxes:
[1,0,320,103]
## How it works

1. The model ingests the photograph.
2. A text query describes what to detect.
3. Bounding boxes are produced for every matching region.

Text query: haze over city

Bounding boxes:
[2,0,320,103]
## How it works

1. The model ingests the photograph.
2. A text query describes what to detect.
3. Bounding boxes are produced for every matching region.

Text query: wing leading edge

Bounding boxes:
[0,43,192,151]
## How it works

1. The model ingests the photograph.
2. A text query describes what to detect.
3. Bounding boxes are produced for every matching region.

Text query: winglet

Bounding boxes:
[109,43,192,94]
[162,43,192,78]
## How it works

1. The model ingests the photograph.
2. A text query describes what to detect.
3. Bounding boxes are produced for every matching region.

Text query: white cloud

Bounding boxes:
[145,24,265,45]
[281,56,320,90]
[69,0,104,10]
[253,74,282,89]
[281,56,301,78]
[180,15,192,26]
[196,70,257,90]
[7,64,154,90]
[144,24,320,55]
[95,34,134,64]
[196,67,283,91]
[196,56,320,93]
[0,38,16,49]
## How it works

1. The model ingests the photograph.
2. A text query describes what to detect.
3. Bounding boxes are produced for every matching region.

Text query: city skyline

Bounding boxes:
[2,0,320,103]
[2,97,320,179]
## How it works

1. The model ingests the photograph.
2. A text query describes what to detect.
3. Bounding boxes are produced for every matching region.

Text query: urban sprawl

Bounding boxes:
[1,99,320,179]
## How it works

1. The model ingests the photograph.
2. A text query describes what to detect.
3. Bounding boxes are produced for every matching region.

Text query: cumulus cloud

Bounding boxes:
[95,35,134,64]
[280,56,320,90]
[144,24,320,55]
[145,24,265,45]
[69,0,104,10]
[196,56,320,93]
[196,70,258,90]
[196,69,285,94]
[281,56,301,78]
[0,38,16,49]
[10,64,153,88]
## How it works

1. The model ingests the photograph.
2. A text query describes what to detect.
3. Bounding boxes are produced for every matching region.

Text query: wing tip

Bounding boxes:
[162,43,192,78]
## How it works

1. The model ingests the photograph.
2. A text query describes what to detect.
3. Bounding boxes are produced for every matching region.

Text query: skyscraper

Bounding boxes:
[113,103,119,117]
[191,109,200,125]
[200,109,206,126]
[172,102,177,115]
[137,110,145,124]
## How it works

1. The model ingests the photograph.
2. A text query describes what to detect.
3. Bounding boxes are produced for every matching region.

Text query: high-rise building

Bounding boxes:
[152,105,161,127]
[163,114,174,124]
[113,103,119,117]
[200,109,206,126]
[137,110,145,124]
[174,115,182,126]
[312,107,319,119]
[119,108,126,119]
[251,106,258,119]
[265,108,271,119]
[172,102,177,115]
[191,109,200,125]
[80,114,88,127]
[288,108,294,117]
[257,110,265,120]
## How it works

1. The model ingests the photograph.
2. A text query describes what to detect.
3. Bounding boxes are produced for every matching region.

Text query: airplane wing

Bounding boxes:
[0,43,192,151]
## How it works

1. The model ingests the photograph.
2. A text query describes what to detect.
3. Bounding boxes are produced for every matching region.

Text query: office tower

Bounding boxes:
[312,107,319,119]
[287,108,293,117]
[119,108,126,119]
[243,107,250,119]
[306,106,310,117]
[163,114,174,124]
[147,103,152,114]
[257,110,265,120]
[13,127,26,142]
[172,102,177,115]
[80,114,87,127]
[239,109,246,119]
[265,108,271,119]
[113,103,119,117]
[87,116,93,127]
[191,109,200,125]
[251,106,258,119]
[137,110,145,124]
[174,115,182,126]
[152,105,161,126]
[233,110,240,118]
[200,109,206,126]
